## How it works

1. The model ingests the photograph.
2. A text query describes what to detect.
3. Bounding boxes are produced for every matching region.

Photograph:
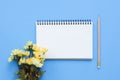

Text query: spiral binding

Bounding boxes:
[36,20,92,25]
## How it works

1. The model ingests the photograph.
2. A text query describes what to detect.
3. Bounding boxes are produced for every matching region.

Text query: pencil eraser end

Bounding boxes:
[97,66,100,68]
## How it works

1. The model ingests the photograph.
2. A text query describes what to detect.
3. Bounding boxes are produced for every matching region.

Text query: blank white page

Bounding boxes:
[36,20,93,59]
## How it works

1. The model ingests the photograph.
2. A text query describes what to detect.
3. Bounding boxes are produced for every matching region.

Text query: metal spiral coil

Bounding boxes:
[36,20,92,25]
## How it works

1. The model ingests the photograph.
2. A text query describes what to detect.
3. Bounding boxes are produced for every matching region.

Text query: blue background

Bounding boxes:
[0,0,120,80]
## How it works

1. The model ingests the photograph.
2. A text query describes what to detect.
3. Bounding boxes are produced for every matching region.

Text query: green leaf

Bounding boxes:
[16,78,21,80]
[38,70,46,78]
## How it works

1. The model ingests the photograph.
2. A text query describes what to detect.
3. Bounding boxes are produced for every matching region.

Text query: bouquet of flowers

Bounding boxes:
[8,41,48,80]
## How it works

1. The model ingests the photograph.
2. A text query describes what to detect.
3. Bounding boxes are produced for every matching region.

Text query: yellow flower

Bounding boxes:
[8,56,14,62]
[42,48,48,53]
[32,44,38,51]
[26,41,32,46]
[33,47,43,56]
[11,49,30,57]
[12,49,20,55]
[32,45,45,52]
[31,57,43,68]
[18,58,26,65]
[26,52,30,56]
[26,58,32,65]
[8,41,47,69]
[36,63,43,68]
[33,50,44,59]
[23,51,30,56]
[39,58,45,63]
[24,45,29,50]
[17,51,23,57]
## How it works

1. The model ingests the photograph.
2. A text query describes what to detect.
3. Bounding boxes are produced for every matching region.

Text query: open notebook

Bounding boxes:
[36,20,93,59]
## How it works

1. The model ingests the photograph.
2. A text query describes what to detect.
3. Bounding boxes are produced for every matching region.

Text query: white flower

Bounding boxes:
[8,58,12,62]
[36,63,43,68]
[32,44,37,50]
[12,49,20,55]
[32,58,43,68]
[26,41,32,46]
[24,45,29,50]
[8,56,14,62]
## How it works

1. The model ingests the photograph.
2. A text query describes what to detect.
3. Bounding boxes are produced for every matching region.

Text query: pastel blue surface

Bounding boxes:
[0,0,120,80]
